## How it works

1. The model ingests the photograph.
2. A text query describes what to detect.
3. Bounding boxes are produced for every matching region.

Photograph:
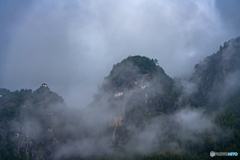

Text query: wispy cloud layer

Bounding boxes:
[0,0,239,108]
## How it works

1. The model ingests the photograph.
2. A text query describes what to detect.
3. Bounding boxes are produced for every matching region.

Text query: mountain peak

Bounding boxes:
[102,55,169,92]
[109,55,164,76]
[34,83,51,94]
[31,83,64,106]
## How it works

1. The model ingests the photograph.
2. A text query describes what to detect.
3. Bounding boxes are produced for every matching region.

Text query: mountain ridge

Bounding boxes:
[0,36,240,159]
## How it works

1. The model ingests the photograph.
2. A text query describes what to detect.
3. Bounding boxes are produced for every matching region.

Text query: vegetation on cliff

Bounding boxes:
[1,36,240,159]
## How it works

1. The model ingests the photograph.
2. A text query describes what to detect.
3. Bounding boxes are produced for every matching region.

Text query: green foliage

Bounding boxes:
[29,151,33,160]
[142,96,240,160]
[2,46,240,160]
[0,89,32,122]
[110,55,162,76]
[0,87,65,160]
[100,95,240,160]
[191,37,240,109]
[19,150,27,160]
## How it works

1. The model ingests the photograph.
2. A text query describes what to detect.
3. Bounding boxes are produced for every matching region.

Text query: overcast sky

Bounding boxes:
[0,0,240,108]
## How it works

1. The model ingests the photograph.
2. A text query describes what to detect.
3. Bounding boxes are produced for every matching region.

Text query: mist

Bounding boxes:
[1,1,240,158]
[4,49,238,159]
[1,0,240,108]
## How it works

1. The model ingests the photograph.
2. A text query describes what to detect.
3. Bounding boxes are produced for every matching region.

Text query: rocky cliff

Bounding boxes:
[0,84,67,159]
[0,36,240,159]
[189,36,240,109]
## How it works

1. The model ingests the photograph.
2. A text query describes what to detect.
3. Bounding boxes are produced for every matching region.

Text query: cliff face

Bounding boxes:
[1,37,240,159]
[189,36,240,109]
[88,56,178,147]
[0,85,66,160]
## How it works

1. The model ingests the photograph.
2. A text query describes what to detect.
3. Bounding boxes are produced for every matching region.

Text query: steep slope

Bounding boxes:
[190,36,240,109]
[95,55,177,112]
[1,37,240,159]
[0,84,66,160]
[102,55,170,92]
[87,56,178,147]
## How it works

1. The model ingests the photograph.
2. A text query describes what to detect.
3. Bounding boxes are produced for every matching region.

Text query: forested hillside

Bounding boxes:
[0,37,240,160]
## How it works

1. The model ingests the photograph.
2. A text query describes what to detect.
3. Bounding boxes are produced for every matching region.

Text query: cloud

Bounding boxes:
[8,55,234,159]
[216,0,240,34]
[0,0,239,109]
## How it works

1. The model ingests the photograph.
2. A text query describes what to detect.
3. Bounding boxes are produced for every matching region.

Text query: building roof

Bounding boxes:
[42,83,47,87]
